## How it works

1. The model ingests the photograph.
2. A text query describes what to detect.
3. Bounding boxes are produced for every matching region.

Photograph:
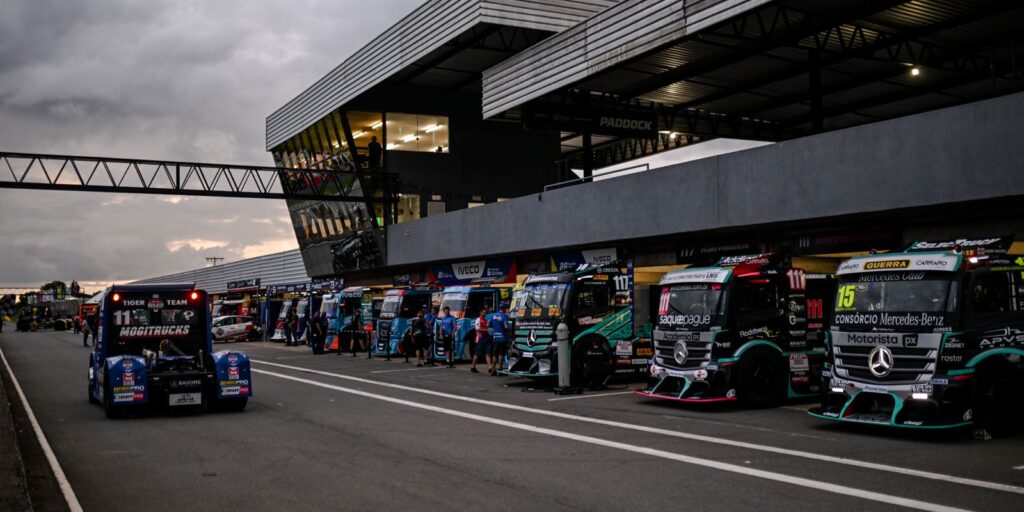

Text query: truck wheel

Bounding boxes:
[102,370,120,419]
[570,337,613,389]
[217,397,248,412]
[737,349,787,408]
[972,359,1021,437]
[88,359,99,404]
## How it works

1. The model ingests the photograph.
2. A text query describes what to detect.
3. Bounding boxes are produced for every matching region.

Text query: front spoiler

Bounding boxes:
[633,389,736,403]
[807,408,971,430]
[499,370,557,378]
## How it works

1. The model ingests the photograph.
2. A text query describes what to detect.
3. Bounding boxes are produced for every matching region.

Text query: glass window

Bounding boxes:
[396,194,420,224]
[574,280,612,318]
[385,112,449,153]
[731,281,782,328]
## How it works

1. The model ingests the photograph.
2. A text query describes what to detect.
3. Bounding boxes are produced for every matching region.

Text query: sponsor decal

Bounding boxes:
[726,389,736,398]
[171,379,202,389]
[821,369,833,378]
[864,260,910,270]
[930,378,949,385]
[112,385,145,393]
[636,347,653,357]
[659,314,711,327]
[908,238,1003,251]
[531,308,542,317]
[903,334,918,347]
[632,358,649,365]
[941,354,964,364]
[123,299,146,306]
[846,333,900,346]
[548,307,560,317]
[113,392,138,403]
[911,384,933,395]
[739,326,770,338]
[789,353,809,371]
[978,327,1024,348]
[943,340,963,350]
[615,341,633,356]
[228,366,240,380]
[717,254,772,267]
[148,296,165,310]
[228,353,239,363]
[579,316,603,326]
[857,272,926,283]
[118,325,191,338]
[833,312,946,328]
[791,375,810,384]
[862,385,888,394]
[693,369,708,381]
[661,268,731,285]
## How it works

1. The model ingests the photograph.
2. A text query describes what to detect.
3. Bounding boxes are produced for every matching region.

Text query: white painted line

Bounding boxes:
[548,391,635,401]
[253,367,967,512]
[252,359,1024,497]
[1013,465,1024,471]
[371,366,445,374]
[0,346,83,512]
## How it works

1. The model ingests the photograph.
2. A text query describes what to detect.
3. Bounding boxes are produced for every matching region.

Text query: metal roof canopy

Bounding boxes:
[265,0,619,150]
[483,0,1024,171]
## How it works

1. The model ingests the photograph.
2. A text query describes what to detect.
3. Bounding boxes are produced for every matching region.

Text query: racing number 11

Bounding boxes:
[113,310,132,325]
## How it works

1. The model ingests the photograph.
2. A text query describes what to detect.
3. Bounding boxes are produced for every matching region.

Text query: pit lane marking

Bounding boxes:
[548,391,636,401]
[251,359,1024,497]
[253,367,968,512]
[0,346,83,512]
[371,366,446,374]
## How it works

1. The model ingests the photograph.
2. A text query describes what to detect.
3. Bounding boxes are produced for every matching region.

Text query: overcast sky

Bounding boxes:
[0,0,421,290]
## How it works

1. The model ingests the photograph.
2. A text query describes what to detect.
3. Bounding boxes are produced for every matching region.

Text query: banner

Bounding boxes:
[227,278,261,291]
[266,282,311,295]
[550,248,617,272]
[430,259,516,286]
[523,103,658,138]
[311,278,344,291]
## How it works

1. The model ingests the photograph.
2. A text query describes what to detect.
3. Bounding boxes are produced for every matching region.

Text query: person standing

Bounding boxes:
[367,136,382,172]
[409,310,429,366]
[346,308,364,356]
[436,306,456,368]
[470,308,490,374]
[284,306,297,346]
[488,304,511,376]
[424,305,439,366]
[313,310,328,354]
[72,313,80,334]
[84,311,98,347]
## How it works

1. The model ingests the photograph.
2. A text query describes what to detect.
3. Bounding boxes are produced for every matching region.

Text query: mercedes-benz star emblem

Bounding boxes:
[527,329,537,347]
[673,341,688,365]
[868,346,894,378]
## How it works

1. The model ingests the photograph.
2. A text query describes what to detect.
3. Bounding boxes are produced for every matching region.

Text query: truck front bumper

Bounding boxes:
[634,363,736,403]
[808,374,973,429]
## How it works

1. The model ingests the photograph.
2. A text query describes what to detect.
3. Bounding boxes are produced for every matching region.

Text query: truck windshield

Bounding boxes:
[518,283,569,319]
[833,272,956,331]
[380,293,432,319]
[340,297,362,315]
[441,293,469,317]
[657,283,723,328]
[106,292,206,357]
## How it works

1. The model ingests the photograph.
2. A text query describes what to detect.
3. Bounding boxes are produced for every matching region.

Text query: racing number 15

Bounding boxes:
[837,285,856,309]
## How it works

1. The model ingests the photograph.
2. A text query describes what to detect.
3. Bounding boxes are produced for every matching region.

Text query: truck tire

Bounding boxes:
[88,358,99,404]
[217,397,248,412]
[737,349,787,408]
[972,359,1021,437]
[102,368,119,419]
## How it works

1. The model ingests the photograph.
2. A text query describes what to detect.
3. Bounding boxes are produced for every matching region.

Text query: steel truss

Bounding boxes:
[0,151,398,204]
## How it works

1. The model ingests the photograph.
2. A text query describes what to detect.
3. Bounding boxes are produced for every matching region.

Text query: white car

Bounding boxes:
[212,315,257,342]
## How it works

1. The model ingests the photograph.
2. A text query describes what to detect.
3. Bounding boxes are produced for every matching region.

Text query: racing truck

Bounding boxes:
[635,254,833,407]
[432,285,501,362]
[373,288,437,357]
[504,264,652,386]
[87,283,251,418]
[326,287,379,352]
[270,297,314,343]
[810,237,1024,433]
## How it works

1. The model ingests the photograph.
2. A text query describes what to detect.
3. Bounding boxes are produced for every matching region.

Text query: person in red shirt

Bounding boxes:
[470,308,490,374]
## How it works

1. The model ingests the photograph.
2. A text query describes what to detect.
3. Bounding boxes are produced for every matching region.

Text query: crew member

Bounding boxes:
[488,304,511,376]
[470,308,490,374]
[436,306,456,368]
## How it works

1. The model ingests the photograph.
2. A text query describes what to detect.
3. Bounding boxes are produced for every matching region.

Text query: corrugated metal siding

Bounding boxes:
[131,249,309,295]
[266,0,617,150]
[482,0,772,118]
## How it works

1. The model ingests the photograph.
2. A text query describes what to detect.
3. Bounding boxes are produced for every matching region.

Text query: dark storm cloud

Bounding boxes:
[0,0,421,288]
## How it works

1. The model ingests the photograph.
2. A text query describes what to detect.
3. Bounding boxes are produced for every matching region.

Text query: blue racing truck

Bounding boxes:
[87,283,251,418]
[432,285,502,361]
[810,237,1024,434]
[635,254,833,407]
[373,288,437,357]
[505,264,652,386]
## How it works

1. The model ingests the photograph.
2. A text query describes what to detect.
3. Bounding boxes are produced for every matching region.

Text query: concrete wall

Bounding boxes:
[387,91,1024,266]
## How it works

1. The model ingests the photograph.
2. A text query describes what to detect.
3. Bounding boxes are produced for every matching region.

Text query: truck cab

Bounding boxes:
[637,254,832,407]
[505,264,651,386]
[87,283,251,418]
[373,288,437,356]
[432,285,501,361]
[810,237,1024,433]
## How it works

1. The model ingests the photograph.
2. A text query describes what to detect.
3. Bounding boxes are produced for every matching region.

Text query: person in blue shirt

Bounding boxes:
[436,306,457,368]
[487,304,511,376]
